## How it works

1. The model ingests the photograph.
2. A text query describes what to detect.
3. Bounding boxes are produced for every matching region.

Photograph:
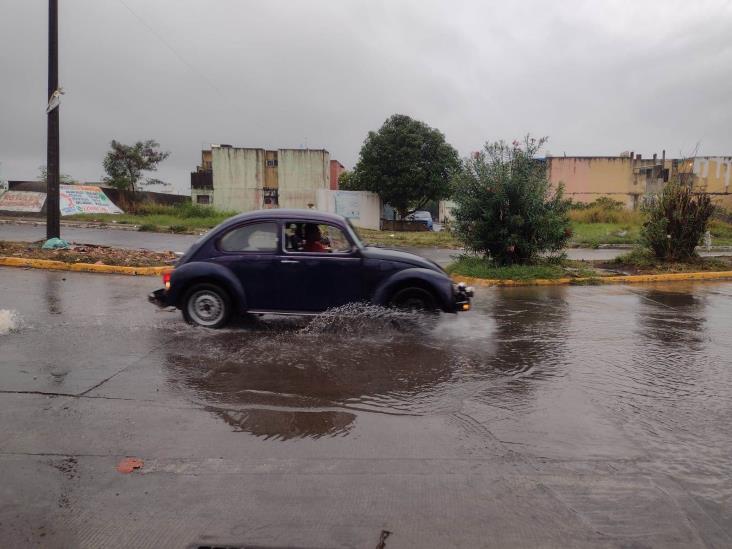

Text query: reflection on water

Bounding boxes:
[163,306,457,439]
[44,274,62,315]
[162,285,732,510]
[210,407,356,440]
[469,287,570,410]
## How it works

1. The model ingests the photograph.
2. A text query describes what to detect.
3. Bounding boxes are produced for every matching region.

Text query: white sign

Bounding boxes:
[334,191,361,219]
[60,185,123,215]
[0,191,47,212]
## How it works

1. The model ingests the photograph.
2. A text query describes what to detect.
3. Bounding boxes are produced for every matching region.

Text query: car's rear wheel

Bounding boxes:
[389,287,436,312]
[182,283,231,328]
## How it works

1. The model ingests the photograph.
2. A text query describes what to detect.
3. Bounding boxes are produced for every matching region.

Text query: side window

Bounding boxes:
[220,222,278,252]
[284,222,352,253]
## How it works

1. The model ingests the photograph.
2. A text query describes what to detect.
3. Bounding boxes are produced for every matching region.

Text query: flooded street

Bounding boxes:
[2,266,732,547]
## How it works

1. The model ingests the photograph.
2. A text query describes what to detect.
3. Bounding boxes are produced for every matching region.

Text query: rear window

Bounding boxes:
[219,222,278,252]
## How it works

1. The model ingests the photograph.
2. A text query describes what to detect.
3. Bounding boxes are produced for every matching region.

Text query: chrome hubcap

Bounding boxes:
[188,290,223,326]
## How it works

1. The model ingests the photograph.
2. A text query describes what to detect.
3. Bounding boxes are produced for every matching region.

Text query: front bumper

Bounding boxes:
[148,288,172,308]
[453,282,474,312]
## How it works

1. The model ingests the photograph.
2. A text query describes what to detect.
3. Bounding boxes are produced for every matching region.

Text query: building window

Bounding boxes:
[266,159,278,167]
[196,194,211,205]
[263,188,279,208]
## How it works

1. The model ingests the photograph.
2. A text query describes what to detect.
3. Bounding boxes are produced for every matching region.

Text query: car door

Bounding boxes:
[210,221,280,310]
[276,221,364,312]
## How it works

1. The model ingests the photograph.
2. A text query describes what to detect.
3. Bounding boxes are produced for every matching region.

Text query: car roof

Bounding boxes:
[215,209,348,230]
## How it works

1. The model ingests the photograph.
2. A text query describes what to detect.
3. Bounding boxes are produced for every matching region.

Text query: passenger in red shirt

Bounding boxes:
[303,224,328,253]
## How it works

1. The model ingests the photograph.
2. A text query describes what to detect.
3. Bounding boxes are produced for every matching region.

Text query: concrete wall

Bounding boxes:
[547,156,673,209]
[208,147,332,212]
[211,147,265,211]
[689,157,732,210]
[278,149,330,209]
[191,188,214,206]
[316,189,381,230]
[439,200,457,223]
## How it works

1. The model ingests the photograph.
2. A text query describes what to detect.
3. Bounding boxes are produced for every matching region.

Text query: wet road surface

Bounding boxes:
[1,267,732,547]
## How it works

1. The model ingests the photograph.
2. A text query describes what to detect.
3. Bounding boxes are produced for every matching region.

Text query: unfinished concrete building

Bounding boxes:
[191,145,332,212]
[546,152,732,210]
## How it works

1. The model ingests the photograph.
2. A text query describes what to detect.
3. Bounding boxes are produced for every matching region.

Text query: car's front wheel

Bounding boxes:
[389,287,436,312]
[182,283,232,328]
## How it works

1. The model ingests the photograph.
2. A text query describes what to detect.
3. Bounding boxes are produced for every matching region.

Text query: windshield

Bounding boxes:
[345,218,364,249]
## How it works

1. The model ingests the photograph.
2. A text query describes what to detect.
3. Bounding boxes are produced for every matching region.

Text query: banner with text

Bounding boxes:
[0,191,47,212]
[60,185,123,215]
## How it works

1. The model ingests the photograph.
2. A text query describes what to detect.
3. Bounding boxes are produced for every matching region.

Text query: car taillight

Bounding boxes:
[162,271,172,290]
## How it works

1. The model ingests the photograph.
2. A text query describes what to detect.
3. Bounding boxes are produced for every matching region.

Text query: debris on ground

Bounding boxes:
[0,240,176,267]
[42,237,70,250]
[116,457,144,474]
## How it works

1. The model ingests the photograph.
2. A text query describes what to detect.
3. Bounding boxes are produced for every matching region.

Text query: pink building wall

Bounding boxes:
[329,160,345,190]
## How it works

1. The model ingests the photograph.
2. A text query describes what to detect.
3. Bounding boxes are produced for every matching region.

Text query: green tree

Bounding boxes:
[38,165,76,185]
[641,182,714,261]
[353,114,460,218]
[337,170,359,190]
[102,139,170,192]
[452,136,571,265]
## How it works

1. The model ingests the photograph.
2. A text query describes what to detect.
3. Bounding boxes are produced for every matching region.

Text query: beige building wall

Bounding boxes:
[277,149,330,209]
[211,147,265,211]
[547,156,673,209]
[689,157,732,210]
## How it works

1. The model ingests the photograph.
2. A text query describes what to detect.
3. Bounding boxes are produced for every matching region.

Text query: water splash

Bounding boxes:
[0,309,21,335]
[299,303,430,336]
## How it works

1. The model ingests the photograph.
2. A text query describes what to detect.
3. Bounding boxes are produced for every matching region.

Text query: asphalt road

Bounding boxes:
[2,267,732,547]
[4,221,732,265]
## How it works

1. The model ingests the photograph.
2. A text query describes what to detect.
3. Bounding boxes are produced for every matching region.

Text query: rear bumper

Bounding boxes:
[148,288,173,308]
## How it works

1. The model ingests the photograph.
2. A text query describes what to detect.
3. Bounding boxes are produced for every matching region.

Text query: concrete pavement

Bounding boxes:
[2,267,732,547]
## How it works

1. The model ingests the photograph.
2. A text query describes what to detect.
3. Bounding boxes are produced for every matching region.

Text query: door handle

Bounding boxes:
[280,259,300,264]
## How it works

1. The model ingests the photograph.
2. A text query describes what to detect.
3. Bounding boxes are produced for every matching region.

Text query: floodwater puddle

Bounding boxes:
[159,285,732,507]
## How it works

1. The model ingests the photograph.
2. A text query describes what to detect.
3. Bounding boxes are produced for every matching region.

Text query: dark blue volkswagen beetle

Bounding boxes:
[149,209,472,328]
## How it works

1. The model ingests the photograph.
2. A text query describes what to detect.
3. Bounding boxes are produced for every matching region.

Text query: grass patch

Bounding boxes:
[357,228,461,248]
[446,256,599,280]
[604,248,732,274]
[68,203,237,233]
[568,207,643,225]
[569,222,641,247]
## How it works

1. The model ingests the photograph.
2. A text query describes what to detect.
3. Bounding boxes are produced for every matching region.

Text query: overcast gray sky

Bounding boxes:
[2,0,731,193]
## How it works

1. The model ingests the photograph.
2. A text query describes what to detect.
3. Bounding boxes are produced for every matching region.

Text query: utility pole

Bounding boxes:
[46,0,60,239]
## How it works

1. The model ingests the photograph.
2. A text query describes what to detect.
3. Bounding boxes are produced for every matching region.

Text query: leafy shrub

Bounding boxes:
[451,136,571,265]
[570,197,625,211]
[641,183,714,261]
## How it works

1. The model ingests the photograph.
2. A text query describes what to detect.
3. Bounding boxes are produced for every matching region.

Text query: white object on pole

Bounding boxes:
[46,88,65,113]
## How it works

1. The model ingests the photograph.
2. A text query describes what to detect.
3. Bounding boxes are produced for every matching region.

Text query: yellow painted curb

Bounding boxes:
[0,256,171,276]
[452,270,732,287]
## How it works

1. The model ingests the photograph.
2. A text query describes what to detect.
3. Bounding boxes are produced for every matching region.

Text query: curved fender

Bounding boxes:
[372,267,454,311]
[168,261,247,310]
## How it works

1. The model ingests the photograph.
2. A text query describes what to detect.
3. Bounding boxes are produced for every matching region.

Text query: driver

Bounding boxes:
[303,223,328,252]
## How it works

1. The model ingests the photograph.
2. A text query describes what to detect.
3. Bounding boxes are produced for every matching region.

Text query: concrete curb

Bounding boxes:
[0,256,170,276]
[451,270,732,287]
[2,255,732,286]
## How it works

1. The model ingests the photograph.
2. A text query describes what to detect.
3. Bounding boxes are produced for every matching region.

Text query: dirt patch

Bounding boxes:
[0,240,176,267]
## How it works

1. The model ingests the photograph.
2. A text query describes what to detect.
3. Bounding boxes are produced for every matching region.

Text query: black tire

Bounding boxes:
[389,287,437,312]
[181,283,232,328]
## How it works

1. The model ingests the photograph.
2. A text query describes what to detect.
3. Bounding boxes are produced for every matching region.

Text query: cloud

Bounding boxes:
[1,0,731,192]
